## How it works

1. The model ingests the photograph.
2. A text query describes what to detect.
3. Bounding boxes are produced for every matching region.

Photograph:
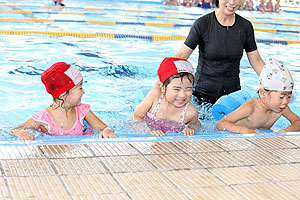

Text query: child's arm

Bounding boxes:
[278,106,300,132]
[10,118,38,140]
[85,110,117,138]
[132,88,164,135]
[132,88,156,121]
[183,103,201,136]
[217,100,260,134]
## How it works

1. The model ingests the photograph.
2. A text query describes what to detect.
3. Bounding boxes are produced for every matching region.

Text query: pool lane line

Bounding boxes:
[1,18,300,35]
[0,29,184,40]
[1,4,300,23]
[1,9,300,28]
[0,29,300,44]
[0,10,300,27]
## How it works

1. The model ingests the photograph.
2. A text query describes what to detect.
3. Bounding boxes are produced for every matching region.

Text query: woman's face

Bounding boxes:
[218,0,241,15]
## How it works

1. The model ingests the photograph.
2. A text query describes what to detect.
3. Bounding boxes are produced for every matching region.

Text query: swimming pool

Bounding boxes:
[0,0,300,144]
[1,1,300,200]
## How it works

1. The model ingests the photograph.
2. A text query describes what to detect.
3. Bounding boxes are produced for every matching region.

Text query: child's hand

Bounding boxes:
[149,130,165,136]
[239,126,260,134]
[12,130,34,141]
[183,127,195,136]
[277,129,287,133]
[99,127,117,138]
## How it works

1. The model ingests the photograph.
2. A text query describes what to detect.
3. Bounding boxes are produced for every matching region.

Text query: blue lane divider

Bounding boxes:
[256,39,288,45]
[5,9,300,25]
[1,29,299,44]
[2,4,300,21]
[2,18,300,35]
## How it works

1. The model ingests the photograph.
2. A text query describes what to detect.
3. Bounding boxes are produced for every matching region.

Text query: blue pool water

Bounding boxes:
[0,0,300,143]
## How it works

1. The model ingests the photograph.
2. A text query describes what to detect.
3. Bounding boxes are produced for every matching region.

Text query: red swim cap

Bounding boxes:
[41,62,83,98]
[157,57,194,83]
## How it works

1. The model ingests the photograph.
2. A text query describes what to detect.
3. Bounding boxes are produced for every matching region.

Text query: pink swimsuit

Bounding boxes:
[32,103,91,136]
[266,2,272,9]
[247,0,254,7]
[144,94,188,133]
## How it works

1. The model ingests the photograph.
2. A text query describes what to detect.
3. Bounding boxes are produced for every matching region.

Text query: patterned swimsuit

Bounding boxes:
[144,94,188,133]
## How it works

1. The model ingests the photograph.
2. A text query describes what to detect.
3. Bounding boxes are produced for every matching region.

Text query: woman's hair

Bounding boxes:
[215,0,219,7]
[162,72,194,88]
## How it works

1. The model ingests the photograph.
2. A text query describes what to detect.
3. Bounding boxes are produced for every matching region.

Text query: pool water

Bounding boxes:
[0,0,300,142]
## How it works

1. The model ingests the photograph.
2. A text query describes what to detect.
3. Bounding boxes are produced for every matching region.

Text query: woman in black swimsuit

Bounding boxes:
[175,0,265,105]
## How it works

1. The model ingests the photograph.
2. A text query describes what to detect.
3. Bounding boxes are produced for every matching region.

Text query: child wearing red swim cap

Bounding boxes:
[132,57,201,136]
[10,62,116,140]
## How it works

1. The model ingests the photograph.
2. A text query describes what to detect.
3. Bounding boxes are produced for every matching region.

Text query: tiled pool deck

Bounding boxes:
[1,135,300,199]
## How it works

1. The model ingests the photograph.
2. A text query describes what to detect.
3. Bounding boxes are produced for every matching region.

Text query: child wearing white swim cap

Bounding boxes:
[217,58,300,134]
[259,58,294,92]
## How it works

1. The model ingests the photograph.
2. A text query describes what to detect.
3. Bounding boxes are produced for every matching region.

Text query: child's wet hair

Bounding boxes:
[259,88,293,96]
[52,90,70,109]
[265,89,292,95]
[162,72,194,88]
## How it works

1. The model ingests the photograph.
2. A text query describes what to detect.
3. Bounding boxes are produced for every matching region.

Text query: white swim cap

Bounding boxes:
[259,58,294,92]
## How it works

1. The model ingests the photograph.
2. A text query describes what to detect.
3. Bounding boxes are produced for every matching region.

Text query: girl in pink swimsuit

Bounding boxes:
[10,62,116,140]
[265,0,273,11]
[132,57,201,136]
[246,0,254,10]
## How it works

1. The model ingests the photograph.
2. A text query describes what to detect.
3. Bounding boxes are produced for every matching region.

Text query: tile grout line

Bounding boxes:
[84,143,133,199]
[38,145,76,200]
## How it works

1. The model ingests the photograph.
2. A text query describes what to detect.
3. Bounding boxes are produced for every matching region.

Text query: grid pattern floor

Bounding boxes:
[1,135,300,199]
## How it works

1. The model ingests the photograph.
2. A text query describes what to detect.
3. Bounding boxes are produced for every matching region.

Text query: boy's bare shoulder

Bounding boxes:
[243,98,258,108]
[236,98,258,116]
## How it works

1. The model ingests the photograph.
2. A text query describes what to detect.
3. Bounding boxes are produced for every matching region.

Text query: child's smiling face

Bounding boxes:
[164,76,193,108]
[65,80,85,107]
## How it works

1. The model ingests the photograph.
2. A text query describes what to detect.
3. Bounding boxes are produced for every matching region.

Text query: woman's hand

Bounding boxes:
[99,127,117,138]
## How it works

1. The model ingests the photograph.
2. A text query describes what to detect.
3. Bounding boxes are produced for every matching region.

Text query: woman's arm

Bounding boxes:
[246,50,265,75]
[174,44,194,59]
